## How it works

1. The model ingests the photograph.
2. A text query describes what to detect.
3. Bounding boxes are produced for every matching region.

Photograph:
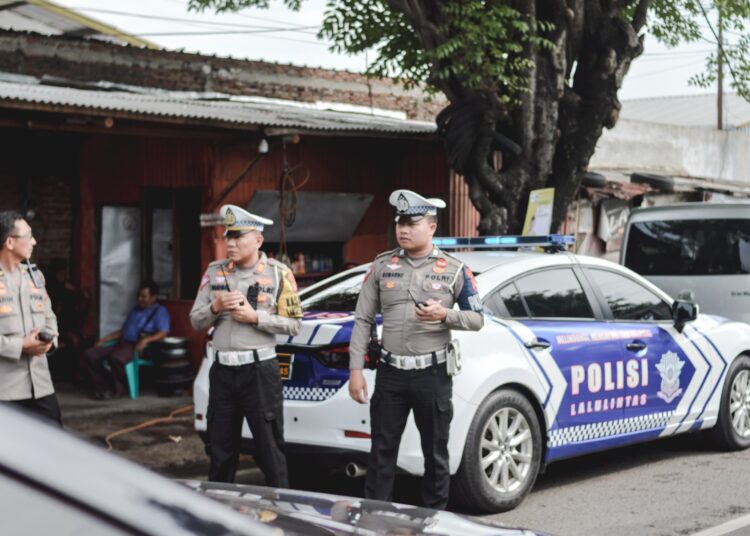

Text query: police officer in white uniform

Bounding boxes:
[0,211,60,425]
[190,205,302,486]
[348,190,484,509]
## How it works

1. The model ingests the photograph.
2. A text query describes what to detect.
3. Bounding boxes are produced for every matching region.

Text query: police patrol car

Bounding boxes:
[194,235,750,513]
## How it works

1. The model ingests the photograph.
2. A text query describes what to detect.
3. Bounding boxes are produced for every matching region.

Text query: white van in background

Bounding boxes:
[620,202,750,323]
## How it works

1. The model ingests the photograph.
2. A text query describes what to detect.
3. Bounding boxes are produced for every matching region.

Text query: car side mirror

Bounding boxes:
[672,300,698,333]
[676,289,695,302]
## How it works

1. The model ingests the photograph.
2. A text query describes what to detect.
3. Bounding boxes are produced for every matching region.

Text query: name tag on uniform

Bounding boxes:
[277,353,294,381]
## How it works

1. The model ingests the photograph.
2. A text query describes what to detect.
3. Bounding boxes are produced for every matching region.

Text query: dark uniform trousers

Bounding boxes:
[5,393,62,426]
[366,360,453,509]
[207,357,289,487]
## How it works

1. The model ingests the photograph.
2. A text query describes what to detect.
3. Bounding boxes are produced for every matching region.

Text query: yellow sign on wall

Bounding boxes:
[522,188,555,236]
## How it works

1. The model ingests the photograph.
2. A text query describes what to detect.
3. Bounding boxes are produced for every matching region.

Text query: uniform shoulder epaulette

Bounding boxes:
[437,250,465,267]
[374,248,400,261]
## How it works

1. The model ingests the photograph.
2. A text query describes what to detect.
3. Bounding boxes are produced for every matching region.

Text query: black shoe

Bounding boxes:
[93,391,113,401]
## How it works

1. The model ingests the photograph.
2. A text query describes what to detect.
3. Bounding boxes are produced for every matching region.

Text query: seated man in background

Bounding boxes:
[83,280,170,400]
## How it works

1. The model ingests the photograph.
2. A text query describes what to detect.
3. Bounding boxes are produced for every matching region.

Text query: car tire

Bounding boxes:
[707,355,750,451]
[630,172,675,192]
[156,347,190,361]
[452,389,542,513]
[581,171,607,188]
[156,337,190,349]
[157,359,193,378]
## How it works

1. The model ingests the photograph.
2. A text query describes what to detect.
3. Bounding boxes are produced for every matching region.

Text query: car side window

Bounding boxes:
[587,268,672,321]
[301,272,365,312]
[500,283,527,317]
[513,268,594,319]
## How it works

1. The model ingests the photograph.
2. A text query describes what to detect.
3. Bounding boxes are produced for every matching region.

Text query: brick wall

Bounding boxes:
[0,30,446,121]
[0,129,79,275]
[0,175,20,212]
[30,175,74,269]
[0,175,73,272]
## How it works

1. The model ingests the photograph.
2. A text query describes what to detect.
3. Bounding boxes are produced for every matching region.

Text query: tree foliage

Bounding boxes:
[190,0,750,233]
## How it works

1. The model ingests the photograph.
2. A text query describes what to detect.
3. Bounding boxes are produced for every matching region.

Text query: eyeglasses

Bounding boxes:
[223,232,253,242]
[10,233,33,241]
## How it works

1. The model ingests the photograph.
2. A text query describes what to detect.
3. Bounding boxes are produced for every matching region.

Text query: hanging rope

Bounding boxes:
[277,138,310,264]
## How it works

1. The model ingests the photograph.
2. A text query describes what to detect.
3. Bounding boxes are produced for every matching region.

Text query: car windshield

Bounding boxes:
[625,218,750,276]
[301,270,366,312]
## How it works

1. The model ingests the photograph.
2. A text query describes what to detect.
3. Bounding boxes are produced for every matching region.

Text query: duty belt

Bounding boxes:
[383,349,447,370]
[216,347,276,366]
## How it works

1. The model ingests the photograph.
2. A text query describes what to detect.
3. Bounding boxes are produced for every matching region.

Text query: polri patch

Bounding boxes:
[199,274,210,290]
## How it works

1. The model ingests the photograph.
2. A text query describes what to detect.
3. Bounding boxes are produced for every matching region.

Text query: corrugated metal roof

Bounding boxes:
[620,93,750,129]
[0,78,437,136]
[0,0,156,48]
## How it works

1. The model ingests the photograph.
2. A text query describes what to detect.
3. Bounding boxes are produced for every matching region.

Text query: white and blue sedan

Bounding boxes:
[193,235,750,513]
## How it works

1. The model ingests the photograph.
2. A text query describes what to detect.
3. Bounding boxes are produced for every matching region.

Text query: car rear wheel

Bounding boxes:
[452,389,542,513]
[708,355,750,450]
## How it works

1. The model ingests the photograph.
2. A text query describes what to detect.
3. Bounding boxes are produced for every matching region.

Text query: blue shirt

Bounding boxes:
[121,304,170,343]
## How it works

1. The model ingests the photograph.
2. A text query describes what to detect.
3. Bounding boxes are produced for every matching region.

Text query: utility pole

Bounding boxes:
[717,15,724,130]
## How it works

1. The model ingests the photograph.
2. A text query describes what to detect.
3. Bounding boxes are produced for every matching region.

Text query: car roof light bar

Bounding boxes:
[433,234,575,251]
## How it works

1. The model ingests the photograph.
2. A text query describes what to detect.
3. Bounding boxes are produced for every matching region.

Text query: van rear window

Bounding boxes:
[624,219,750,276]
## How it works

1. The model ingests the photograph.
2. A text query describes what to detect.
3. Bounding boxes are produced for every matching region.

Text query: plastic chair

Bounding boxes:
[124,352,154,400]
[100,341,154,400]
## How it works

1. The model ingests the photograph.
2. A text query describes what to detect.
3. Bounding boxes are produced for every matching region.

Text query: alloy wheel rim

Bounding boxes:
[479,407,533,493]
[730,369,750,438]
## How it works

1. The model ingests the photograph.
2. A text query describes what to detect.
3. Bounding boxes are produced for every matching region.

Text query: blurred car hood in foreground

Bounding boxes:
[184,480,551,536]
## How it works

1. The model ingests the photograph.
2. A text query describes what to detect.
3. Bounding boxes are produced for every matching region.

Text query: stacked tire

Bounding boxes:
[152,337,194,397]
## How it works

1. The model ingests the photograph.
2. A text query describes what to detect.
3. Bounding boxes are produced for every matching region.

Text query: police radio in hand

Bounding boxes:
[38,331,55,343]
[247,282,260,309]
[366,323,381,370]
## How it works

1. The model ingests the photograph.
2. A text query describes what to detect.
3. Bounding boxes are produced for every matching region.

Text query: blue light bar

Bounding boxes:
[433,234,575,250]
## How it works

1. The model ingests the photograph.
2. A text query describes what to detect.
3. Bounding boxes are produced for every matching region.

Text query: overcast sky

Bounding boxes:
[54,0,722,101]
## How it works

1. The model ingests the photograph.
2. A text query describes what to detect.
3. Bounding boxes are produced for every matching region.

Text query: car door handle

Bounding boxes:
[525,339,551,350]
[626,342,648,352]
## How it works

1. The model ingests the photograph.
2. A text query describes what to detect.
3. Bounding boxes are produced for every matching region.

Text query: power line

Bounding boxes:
[628,57,707,80]
[640,48,713,57]
[71,6,319,35]
[158,0,322,30]
[133,26,320,37]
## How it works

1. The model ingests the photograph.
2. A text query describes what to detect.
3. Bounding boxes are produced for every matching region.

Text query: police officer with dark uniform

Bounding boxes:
[190,205,302,486]
[348,190,484,509]
[0,211,60,425]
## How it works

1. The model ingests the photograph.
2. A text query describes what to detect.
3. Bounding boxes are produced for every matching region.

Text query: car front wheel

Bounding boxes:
[452,389,542,513]
[708,355,750,450]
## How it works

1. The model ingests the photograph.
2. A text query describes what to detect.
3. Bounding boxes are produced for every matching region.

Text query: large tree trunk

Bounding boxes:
[437,0,650,235]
